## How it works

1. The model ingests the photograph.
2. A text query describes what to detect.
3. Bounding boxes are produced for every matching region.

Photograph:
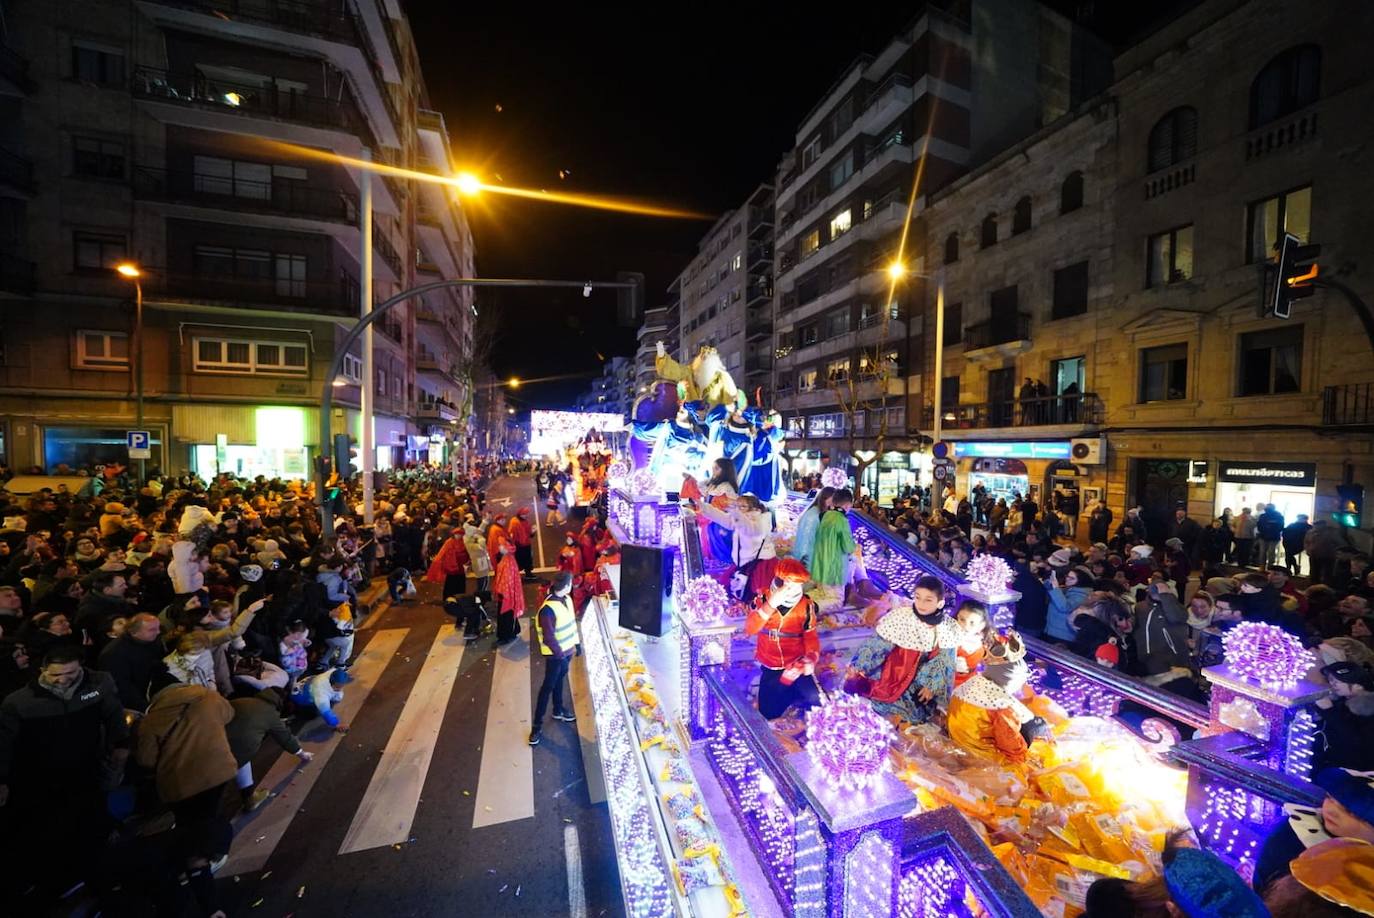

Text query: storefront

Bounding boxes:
[952,440,1075,506]
[857,451,926,504]
[1213,460,1317,525]
[187,407,310,480]
[783,448,826,487]
[42,425,167,473]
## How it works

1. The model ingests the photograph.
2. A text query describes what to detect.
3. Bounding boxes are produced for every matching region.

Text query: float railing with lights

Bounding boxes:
[698,664,1042,917]
[610,487,683,546]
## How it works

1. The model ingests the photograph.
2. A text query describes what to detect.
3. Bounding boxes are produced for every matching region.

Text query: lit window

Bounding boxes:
[800,229,821,258]
[1247,186,1311,264]
[1146,225,1194,286]
[829,209,852,239]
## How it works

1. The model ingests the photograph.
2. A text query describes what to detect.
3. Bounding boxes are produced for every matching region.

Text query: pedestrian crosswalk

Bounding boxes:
[472,619,536,829]
[338,624,466,854]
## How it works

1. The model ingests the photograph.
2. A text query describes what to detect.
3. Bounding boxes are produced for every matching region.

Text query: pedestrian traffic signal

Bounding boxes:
[1334,483,1363,529]
[1270,232,1320,319]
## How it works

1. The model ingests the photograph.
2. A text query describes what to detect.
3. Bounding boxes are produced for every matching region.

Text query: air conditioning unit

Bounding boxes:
[1070,436,1106,465]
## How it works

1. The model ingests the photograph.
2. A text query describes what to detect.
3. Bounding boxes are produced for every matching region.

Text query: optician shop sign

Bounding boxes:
[1217,460,1317,488]
[956,441,1073,460]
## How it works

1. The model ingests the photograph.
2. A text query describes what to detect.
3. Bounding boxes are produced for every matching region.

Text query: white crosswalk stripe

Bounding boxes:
[472,619,535,828]
[338,624,465,854]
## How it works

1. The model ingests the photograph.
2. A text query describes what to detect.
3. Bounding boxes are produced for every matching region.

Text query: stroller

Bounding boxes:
[445,590,495,643]
[387,567,417,603]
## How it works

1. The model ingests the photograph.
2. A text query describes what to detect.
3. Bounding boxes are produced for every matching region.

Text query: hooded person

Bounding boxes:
[1162,847,1268,918]
[177,503,222,538]
[557,530,584,577]
[508,508,535,579]
[486,514,509,568]
[99,502,129,538]
[255,538,286,569]
[491,537,524,644]
[946,632,1051,765]
[1253,766,1374,893]
[743,559,821,719]
[845,575,960,725]
[424,528,470,601]
[1284,837,1374,917]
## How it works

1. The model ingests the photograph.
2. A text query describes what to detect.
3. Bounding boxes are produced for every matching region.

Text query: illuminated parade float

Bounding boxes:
[576,353,1331,918]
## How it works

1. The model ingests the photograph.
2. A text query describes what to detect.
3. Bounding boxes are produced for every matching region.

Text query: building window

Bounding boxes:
[76,330,129,368]
[72,41,125,86]
[342,353,363,383]
[1238,326,1303,396]
[72,136,125,179]
[1012,197,1032,235]
[1147,107,1198,172]
[829,208,852,239]
[193,156,273,201]
[1051,261,1090,319]
[392,375,403,398]
[1060,171,1084,214]
[809,413,844,438]
[944,232,959,265]
[799,323,819,347]
[826,358,850,383]
[73,231,127,271]
[274,254,307,298]
[376,369,387,395]
[785,415,806,437]
[800,229,820,259]
[823,309,849,339]
[829,97,854,137]
[1247,186,1311,264]
[801,136,823,169]
[1139,343,1188,402]
[980,214,997,248]
[940,375,960,409]
[797,368,818,391]
[193,244,271,282]
[731,252,742,271]
[193,336,308,376]
[829,154,854,191]
[943,302,963,346]
[1146,225,1194,287]
[1249,45,1321,130]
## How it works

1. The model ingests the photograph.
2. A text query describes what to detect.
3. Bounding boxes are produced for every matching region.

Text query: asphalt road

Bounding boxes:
[213,475,623,917]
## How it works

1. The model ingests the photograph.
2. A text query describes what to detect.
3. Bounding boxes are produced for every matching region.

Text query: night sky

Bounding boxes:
[407,2,1192,408]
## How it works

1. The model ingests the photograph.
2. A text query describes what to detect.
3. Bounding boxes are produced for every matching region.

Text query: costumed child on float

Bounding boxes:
[740,407,786,505]
[744,559,822,720]
[681,458,740,564]
[809,489,882,607]
[845,574,960,725]
[946,629,1053,765]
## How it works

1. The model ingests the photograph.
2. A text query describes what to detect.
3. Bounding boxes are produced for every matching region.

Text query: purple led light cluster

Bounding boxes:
[681,575,730,626]
[844,831,896,918]
[896,853,982,918]
[1222,622,1316,689]
[1191,780,1262,884]
[1027,666,1121,720]
[821,466,850,489]
[1284,707,1319,781]
[804,693,896,791]
[963,554,1014,597]
[704,706,799,905]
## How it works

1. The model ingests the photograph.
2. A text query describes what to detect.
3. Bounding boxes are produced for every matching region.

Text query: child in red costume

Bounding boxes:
[845,575,960,725]
[557,532,584,576]
[744,558,822,719]
[953,599,994,688]
[491,537,524,645]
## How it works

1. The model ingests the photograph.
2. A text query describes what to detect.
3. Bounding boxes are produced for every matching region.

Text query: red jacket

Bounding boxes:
[744,595,820,674]
[423,536,469,584]
[509,516,533,548]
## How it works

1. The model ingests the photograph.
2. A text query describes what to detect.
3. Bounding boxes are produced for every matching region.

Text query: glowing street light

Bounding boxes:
[886,261,907,281]
[507,377,521,389]
[456,172,482,196]
[115,262,141,279]
[113,263,146,479]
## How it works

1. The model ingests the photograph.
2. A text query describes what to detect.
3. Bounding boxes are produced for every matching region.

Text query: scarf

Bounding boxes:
[39,674,82,701]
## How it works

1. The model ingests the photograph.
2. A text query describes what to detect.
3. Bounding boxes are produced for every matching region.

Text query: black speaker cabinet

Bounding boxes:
[617,543,673,637]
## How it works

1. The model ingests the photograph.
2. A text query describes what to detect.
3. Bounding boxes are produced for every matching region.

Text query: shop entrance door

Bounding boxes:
[988,367,1016,427]
[1132,458,1189,547]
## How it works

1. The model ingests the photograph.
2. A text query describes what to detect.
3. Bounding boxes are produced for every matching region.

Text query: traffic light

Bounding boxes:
[1334,483,1364,528]
[1270,231,1320,319]
[616,271,644,327]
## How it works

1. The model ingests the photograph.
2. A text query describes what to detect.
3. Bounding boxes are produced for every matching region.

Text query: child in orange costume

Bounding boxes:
[744,558,821,720]
[946,633,1052,765]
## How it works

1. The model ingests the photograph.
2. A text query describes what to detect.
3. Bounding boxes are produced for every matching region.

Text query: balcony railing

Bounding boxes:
[0,253,36,296]
[922,391,1103,430]
[158,271,358,313]
[964,313,1032,351]
[167,0,363,44]
[371,228,403,276]
[1322,383,1374,427]
[417,398,459,421]
[133,165,358,223]
[1245,109,1318,161]
[132,66,376,148]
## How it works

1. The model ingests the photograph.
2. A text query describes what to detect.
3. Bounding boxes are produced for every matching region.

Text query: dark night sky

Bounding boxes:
[406,2,1191,408]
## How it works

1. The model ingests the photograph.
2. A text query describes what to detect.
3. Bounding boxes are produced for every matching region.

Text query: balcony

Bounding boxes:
[1143,161,1195,200]
[922,391,1104,431]
[133,165,358,223]
[371,228,403,277]
[0,148,33,195]
[157,270,358,314]
[155,0,364,44]
[1245,108,1318,162]
[132,66,377,150]
[1322,383,1374,427]
[417,397,459,422]
[963,313,1032,358]
[0,253,36,296]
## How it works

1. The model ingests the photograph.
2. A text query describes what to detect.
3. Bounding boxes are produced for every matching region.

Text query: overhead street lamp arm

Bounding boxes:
[317,277,636,537]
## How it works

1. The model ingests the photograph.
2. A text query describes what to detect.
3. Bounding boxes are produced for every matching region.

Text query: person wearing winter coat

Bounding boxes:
[1256,503,1285,568]
[698,493,779,601]
[99,501,130,538]
[463,523,492,592]
[169,540,206,595]
[1087,501,1113,545]
[1132,583,1195,695]
[491,538,524,644]
[1069,593,1136,669]
[289,668,347,730]
[1231,507,1257,567]
[1306,519,1352,587]
[424,529,471,599]
[177,503,222,538]
[227,688,312,811]
[1044,566,1093,642]
[1313,661,1374,772]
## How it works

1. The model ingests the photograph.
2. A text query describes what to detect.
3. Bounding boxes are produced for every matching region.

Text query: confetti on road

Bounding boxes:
[499,884,509,893]
[251,898,264,908]
[297,886,306,898]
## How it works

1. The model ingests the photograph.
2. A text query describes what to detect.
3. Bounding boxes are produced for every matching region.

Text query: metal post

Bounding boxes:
[134,279,145,482]
[932,275,945,508]
[361,150,375,526]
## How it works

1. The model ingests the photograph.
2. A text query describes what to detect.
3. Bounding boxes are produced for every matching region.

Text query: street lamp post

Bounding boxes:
[317,277,638,538]
[116,263,146,481]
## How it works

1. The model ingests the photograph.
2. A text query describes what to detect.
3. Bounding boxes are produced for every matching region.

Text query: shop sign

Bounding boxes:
[1217,460,1316,488]
[957,441,1073,460]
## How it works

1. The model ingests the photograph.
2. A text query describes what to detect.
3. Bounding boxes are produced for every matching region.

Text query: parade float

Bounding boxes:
[580,351,1328,918]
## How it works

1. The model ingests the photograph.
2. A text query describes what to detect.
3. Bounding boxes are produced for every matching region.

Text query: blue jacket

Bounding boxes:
[1045,585,1091,642]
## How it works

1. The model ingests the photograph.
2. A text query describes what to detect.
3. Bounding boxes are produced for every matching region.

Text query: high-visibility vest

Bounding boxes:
[534,595,579,655]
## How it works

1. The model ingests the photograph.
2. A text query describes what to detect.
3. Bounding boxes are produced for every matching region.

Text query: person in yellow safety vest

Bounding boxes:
[528,570,580,747]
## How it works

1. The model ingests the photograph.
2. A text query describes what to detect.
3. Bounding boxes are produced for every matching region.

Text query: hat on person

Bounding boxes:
[1095,641,1120,666]
[1316,768,1374,826]
[1165,537,1184,550]
[132,532,150,546]
[1130,544,1153,559]
[1322,660,1374,689]
[1162,847,1267,918]
[239,564,263,583]
[517,507,530,519]
[1290,838,1374,916]
[1048,548,1073,568]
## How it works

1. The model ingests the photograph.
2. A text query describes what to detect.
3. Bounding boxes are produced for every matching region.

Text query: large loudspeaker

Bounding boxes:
[618,544,673,637]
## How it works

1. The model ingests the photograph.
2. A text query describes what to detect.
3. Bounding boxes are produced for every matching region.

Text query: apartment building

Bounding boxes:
[0,0,474,477]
